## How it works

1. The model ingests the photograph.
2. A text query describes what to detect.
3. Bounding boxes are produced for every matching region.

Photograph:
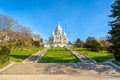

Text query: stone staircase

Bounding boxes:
[22,47,50,63]
[66,47,96,63]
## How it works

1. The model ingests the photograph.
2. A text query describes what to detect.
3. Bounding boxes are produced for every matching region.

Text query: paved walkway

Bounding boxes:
[0,63,120,79]
[0,75,120,80]
[0,63,120,75]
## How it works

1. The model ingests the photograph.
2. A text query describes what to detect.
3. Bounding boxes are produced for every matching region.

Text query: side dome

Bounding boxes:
[51,31,55,36]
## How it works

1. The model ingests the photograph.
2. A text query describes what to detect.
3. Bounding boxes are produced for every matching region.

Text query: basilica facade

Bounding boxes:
[48,22,68,47]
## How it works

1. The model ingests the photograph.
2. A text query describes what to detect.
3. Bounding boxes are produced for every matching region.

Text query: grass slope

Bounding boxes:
[10,47,43,62]
[0,47,43,68]
[40,47,79,63]
[74,48,113,62]
[0,62,10,69]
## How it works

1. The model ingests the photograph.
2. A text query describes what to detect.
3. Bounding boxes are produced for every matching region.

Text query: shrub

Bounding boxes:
[0,46,10,63]
[33,41,40,47]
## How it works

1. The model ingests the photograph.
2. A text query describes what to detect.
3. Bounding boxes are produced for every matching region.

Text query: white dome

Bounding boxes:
[57,24,62,31]
[51,31,55,36]
[55,22,62,32]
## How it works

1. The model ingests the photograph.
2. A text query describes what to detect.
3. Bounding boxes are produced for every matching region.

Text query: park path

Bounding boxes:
[0,63,120,80]
[0,74,120,80]
[0,63,120,75]
[22,47,50,63]
[66,47,96,63]
[0,47,120,80]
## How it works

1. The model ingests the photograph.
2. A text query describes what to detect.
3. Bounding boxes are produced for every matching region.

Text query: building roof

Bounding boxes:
[55,22,62,32]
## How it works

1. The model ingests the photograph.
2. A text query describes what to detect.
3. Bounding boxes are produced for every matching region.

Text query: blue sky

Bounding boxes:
[0,0,114,42]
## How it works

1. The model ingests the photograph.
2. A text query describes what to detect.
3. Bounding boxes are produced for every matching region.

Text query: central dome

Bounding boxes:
[55,22,62,32]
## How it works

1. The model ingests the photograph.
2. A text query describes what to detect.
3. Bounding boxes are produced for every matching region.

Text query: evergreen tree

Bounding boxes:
[109,0,120,61]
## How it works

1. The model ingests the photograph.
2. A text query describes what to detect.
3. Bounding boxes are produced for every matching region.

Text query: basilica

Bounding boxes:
[48,22,68,47]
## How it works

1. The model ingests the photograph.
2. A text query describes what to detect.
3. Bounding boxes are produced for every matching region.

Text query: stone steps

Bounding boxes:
[66,47,96,63]
[22,47,49,63]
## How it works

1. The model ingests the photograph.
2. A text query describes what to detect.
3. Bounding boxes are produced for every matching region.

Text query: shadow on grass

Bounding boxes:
[39,57,79,63]
[10,55,29,59]
[92,56,113,62]
[10,55,29,62]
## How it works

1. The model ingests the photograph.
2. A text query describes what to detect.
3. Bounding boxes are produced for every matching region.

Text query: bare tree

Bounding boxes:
[17,26,33,47]
[0,14,42,48]
[0,14,16,45]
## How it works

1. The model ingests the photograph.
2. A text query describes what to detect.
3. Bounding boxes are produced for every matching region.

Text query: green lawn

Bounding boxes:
[10,47,43,62]
[39,47,79,63]
[74,48,113,62]
[0,62,10,69]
